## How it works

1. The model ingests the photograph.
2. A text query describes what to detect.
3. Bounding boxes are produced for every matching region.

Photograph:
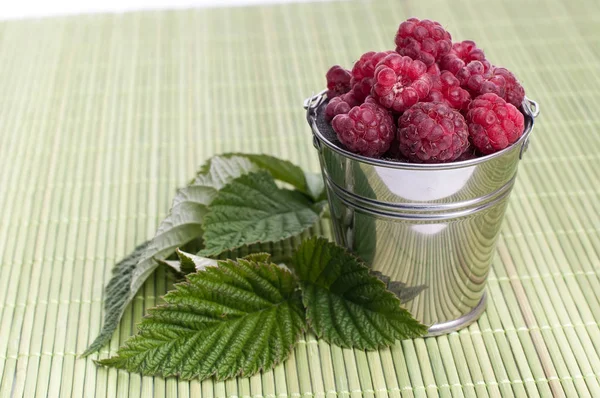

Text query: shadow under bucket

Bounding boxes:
[305,92,539,335]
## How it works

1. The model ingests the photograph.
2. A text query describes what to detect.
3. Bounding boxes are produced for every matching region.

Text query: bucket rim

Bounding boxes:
[308,93,539,171]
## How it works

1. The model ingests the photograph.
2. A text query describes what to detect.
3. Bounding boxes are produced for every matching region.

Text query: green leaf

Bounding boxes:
[81,241,151,357]
[198,171,320,257]
[157,215,320,278]
[223,153,324,201]
[303,172,327,202]
[192,156,259,192]
[155,258,184,273]
[82,156,258,356]
[369,271,428,304]
[97,255,306,380]
[212,231,317,267]
[291,237,427,350]
[176,249,218,272]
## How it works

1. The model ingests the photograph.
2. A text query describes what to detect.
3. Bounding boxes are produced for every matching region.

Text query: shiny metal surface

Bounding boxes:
[427,292,488,336]
[305,92,538,334]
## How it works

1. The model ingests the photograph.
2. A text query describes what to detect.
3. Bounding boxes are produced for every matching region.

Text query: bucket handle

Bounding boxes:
[519,97,540,159]
[304,90,327,121]
[304,90,327,150]
[524,97,540,118]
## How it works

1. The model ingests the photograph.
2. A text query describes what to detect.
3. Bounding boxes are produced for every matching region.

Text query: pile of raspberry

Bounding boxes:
[324,18,526,163]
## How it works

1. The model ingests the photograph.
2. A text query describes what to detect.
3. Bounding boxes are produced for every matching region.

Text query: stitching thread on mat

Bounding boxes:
[0,350,111,360]
[463,323,600,335]
[201,372,599,398]
[524,154,600,163]
[1,354,599,390]
[0,295,158,309]
[487,269,600,282]
[513,190,600,199]
[2,266,598,311]
[2,319,598,357]
[4,223,597,238]
[8,215,154,224]
[9,323,600,359]
[297,321,600,340]
[501,228,599,239]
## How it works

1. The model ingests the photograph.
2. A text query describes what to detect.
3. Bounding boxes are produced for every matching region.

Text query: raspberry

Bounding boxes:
[383,139,409,162]
[326,65,352,98]
[491,67,525,107]
[372,54,433,112]
[397,102,470,163]
[456,60,504,98]
[331,101,395,157]
[425,70,471,110]
[325,97,351,121]
[440,40,486,75]
[350,51,395,102]
[466,93,525,154]
[456,148,479,161]
[394,18,452,66]
[325,90,361,121]
[458,64,525,107]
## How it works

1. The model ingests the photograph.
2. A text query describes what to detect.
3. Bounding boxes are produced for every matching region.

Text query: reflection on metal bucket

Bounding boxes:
[305,91,539,335]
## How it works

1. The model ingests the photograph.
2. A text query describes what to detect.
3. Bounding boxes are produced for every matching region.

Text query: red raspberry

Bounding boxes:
[466,93,525,154]
[383,139,409,162]
[456,148,479,161]
[425,70,471,111]
[397,102,470,163]
[325,90,361,121]
[326,65,352,98]
[372,54,433,113]
[456,60,504,98]
[491,67,525,107]
[440,40,486,75]
[325,97,351,121]
[394,18,452,66]
[350,51,395,102]
[331,101,395,157]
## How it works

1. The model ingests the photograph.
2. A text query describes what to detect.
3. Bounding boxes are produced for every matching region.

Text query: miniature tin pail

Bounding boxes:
[305,92,539,335]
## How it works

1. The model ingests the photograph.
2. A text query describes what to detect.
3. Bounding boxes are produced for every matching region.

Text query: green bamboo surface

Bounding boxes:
[1,0,599,396]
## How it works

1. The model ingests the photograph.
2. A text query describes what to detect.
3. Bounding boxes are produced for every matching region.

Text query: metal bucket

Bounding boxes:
[305,91,539,335]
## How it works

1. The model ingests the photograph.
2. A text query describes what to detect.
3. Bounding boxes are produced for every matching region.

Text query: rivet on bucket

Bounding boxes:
[305,91,539,335]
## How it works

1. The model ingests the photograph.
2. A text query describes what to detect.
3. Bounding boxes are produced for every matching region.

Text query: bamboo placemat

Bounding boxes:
[1,0,599,396]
